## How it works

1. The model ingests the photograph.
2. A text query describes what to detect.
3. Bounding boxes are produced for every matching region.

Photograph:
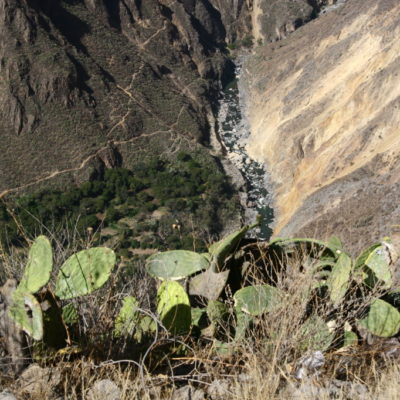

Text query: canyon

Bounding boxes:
[244,0,400,252]
[2,0,397,253]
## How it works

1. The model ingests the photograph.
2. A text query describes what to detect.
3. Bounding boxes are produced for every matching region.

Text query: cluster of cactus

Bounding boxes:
[8,236,116,343]
[8,228,400,357]
[116,227,400,354]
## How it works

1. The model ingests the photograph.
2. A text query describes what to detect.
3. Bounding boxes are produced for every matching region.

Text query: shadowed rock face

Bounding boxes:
[0,0,330,196]
[0,0,231,195]
[244,0,400,253]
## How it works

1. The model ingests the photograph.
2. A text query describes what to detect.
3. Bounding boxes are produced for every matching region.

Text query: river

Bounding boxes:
[217,61,274,240]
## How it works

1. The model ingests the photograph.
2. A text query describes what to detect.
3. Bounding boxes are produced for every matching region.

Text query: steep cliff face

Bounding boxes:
[0,0,230,195]
[244,0,400,252]
[209,0,252,42]
[251,0,336,44]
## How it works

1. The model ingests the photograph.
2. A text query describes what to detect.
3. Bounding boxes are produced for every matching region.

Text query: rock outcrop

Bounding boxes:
[243,0,400,253]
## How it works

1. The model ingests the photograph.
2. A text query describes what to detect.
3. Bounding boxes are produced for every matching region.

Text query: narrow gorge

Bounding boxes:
[217,59,273,239]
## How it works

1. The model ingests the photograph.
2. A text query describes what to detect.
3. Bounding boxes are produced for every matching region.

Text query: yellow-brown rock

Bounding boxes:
[243,0,400,253]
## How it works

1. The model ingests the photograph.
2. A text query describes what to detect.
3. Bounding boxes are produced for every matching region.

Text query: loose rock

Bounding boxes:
[172,385,206,400]
[18,364,61,399]
[207,379,231,399]
[87,379,121,400]
[0,392,17,400]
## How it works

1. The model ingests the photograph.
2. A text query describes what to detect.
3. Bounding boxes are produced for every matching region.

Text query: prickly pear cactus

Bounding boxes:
[233,285,282,341]
[359,299,400,337]
[8,290,43,340]
[234,285,282,316]
[327,252,352,306]
[207,300,229,338]
[208,224,254,269]
[19,235,52,294]
[55,247,116,299]
[355,242,393,288]
[62,303,79,326]
[207,300,228,325]
[270,237,339,256]
[343,330,358,347]
[114,296,140,337]
[157,281,191,335]
[147,250,209,280]
[299,316,334,351]
[327,236,343,252]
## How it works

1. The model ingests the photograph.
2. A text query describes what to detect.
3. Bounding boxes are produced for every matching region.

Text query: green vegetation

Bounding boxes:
[139,231,400,352]
[3,227,400,399]
[241,35,254,48]
[8,236,116,342]
[6,230,400,362]
[0,152,239,255]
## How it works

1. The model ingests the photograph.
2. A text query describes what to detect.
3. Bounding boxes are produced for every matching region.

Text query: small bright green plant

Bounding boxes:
[157,281,191,335]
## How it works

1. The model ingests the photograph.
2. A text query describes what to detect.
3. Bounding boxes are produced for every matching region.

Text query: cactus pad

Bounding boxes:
[208,225,252,268]
[147,250,209,280]
[19,235,52,294]
[234,285,282,316]
[327,252,352,305]
[359,299,400,337]
[114,296,140,337]
[55,247,116,299]
[9,290,43,340]
[157,281,191,334]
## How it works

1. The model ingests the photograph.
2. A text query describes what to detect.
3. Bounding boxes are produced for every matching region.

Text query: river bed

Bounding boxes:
[217,61,274,240]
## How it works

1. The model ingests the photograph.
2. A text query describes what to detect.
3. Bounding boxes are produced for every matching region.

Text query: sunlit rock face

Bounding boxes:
[243,0,400,253]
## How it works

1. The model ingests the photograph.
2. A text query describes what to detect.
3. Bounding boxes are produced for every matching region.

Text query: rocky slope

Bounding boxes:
[0,0,232,196]
[243,0,400,252]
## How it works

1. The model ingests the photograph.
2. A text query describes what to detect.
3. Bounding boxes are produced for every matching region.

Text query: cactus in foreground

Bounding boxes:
[146,250,209,280]
[208,224,255,270]
[55,247,116,299]
[8,236,52,342]
[157,281,191,335]
[114,296,156,342]
[270,237,340,255]
[18,235,53,294]
[327,252,352,306]
[114,296,140,337]
[233,285,282,341]
[234,285,282,316]
[355,243,394,289]
[62,303,79,326]
[359,299,400,337]
[299,316,334,351]
[343,329,358,347]
[9,290,43,341]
